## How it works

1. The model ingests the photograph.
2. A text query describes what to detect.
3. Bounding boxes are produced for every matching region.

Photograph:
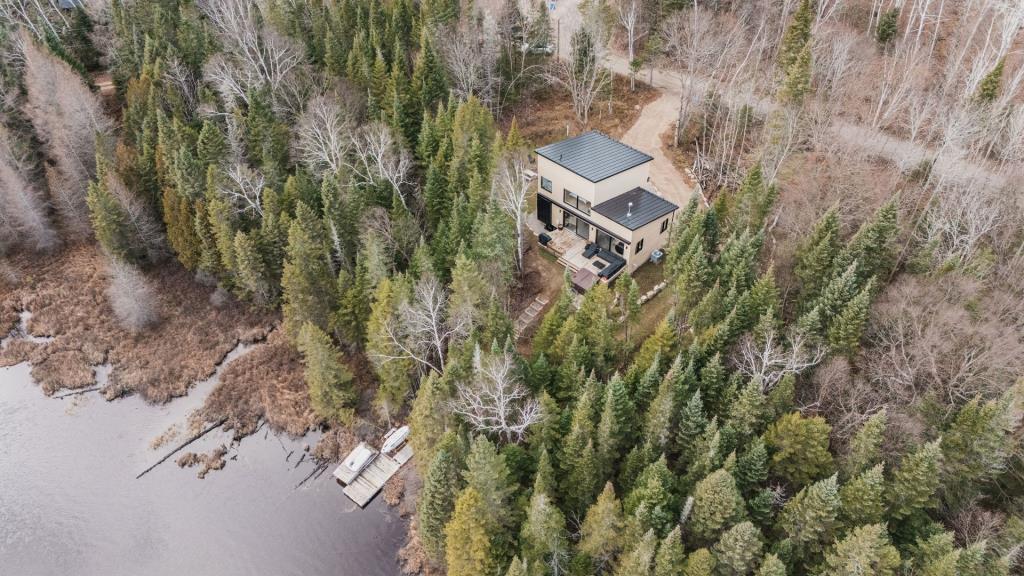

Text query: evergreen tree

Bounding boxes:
[763,412,834,487]
[835,199,898,284]
[887,440,942,521]
[779,42,812,105]
[464,435,516,527]
[826,278,874,355]
[875,9,899,44]
[732,164,778,232]
[682,549,716,576]
[844,409,887,478]
[418,433,465,562]
[580,482,627,568]
[755,553,786,576]
[598,374,637,467]
[520,491,569,574]
[366,277,414,421]
[727,379,768,441]
[778,474,840,564]
[941,393,1015,506]
[282,202,338,341]
[643,367,676,454]
[233,230,275,305]
[734,438,769,495]
[625,455,678,537]
[446,488,503,576]
[653,526,685,576]
[713,521,763,576]
[505,556,529,576]
[196,119,227,168]
[409,372,450,472]
[777,0,813,73]
[413,30,448,112]
[794,208,840,309]
[297,322,356,423]
[676,391,709,463]
[838,464,886,528]
[689,468,745,544]
[976,58,1005,104]
[618,271,642,343]
[614,529,658,576]
[532,446,557,499]
[821,524,900,576]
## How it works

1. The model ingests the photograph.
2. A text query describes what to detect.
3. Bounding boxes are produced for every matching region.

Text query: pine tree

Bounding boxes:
[777,0,813,73]
[464,436,516,526]
[412,30,448,112]
[366,277,414,421]
[689,468,745,544]
[975,58,1005,104]
[614,529,658,576]
[446,488,503,576]
[821,524,900,576]
[887,439,942,521]
[282,202,338,341]
[826,278,874,355]
[643,368,676,453]
[941,393,1015,506]
[409,372,450,472]
[597,374,637,467]
[755,553,786,576]
[713,522,763,576]
[196,119,227,168]
[233,230,275,305]
[763,412,834,487]
[779,42,812,105]
[778,474,840,563]
[794,208,840,309]
[653,526,685,576]
[418,433,465,562]
[520,491,569,574]
[734,438,769,495]
[297,322,356,423]
[580,482,627,568]
[532,446,557,499]
[676,391,709,463]
[838,464,886,530]
[732,164,778,232]
[625,455,678,537]
[844,409,887,478]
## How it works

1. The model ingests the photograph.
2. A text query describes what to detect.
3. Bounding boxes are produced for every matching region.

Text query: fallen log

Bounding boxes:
[54,386,100,399]
[136,418,227,479]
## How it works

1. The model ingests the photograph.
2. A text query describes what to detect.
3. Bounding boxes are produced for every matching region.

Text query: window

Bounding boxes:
[635,239,644,254]
[660,219,669,234]
[563,212,590,240]
[562,189,591,215]
[540,177,552,192]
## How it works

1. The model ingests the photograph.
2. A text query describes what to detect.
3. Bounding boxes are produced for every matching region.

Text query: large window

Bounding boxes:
[540,176,552,192]
[563,213,590,240]
[563,189,591,215]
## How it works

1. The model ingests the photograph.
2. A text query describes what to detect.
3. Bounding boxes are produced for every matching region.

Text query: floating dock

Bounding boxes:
[333,429,414,508]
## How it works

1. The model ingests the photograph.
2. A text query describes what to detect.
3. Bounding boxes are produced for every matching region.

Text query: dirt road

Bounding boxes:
[549,0,1011,191]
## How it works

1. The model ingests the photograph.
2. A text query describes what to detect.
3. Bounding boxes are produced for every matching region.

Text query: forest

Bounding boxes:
[0,0,1023,575]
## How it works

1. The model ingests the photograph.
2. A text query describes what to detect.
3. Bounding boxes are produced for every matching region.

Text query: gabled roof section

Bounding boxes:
[535,131,653,183]
[593,187,679,230]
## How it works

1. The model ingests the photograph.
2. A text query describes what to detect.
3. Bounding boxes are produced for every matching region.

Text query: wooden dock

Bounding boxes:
[342,453,402,508]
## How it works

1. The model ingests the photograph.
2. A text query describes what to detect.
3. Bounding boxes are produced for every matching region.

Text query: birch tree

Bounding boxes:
[615,0,648,91]
[0,125,57,252]
[451,346,543,443]
[544,25,610,125]
[294,95,352,177]
[344,122,416,210]
[492,150,533,275]
[379,274,468,374]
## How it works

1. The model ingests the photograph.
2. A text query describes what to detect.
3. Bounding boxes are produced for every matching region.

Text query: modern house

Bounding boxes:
[535,131,679,282]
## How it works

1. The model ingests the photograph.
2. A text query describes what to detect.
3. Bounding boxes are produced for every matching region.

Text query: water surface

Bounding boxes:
[0,361,405,576]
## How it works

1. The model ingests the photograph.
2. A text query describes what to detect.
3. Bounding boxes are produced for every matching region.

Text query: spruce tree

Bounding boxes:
[887,439,942,521]
[464,435,516,527]
[838,464,886,530]
[366,277,414,421]
[836,199,898,284]
[520,491,569,574]
[756,553,786,576]
[409,372,450,472]
[794,208,840,309]
[821,524,900,576]
[418,434,465,562]
[625,455,678,537]
[614,529,658,576]
[778,474,840,564]
[297,322,356,423]
[976,58,1005,104]
[826,278,874,355]
[643,368,676,454]
[779,42,812,105]
[689,468,745,544]
[712,522,763,576]
[763,412,834,487]
[282,202,338,341]
[734,438,769,495]
[579,482,627,568]
[941,394,1015,506]
[777,0,813,73]
[532,446,557,499]
[446,488,502,576]
[598,374,637,468]
[843,409,887,478]
[653,526,685,576]
[682,549,716,576]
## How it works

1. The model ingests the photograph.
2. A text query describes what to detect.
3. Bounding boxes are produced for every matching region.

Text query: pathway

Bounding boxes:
[514,295,551,340]
[550,0,1011,190]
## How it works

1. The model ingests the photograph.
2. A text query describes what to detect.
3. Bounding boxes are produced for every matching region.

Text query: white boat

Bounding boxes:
[381,426,410,455]
[333,442,377,485]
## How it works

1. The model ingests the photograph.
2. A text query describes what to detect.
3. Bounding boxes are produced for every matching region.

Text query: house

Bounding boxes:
[535,131,679,277]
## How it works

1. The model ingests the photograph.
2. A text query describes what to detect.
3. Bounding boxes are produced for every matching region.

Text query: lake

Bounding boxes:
[0,358,406,576]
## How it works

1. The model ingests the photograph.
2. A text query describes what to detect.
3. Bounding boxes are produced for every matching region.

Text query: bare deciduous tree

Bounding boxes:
[443,16,500,108]
[451,345,542,443]
[106,258,160,333]
[219,163,266,218]
[492,151,533,275]
[294,95,352,176]
[917,180,1006,269]
[734,323,826,392]
[543,24,610,125]
[0,125,57,252]
[378,274,469,374]
[344,122,415,210]
[615,0,648,90]
[20,30,112,238]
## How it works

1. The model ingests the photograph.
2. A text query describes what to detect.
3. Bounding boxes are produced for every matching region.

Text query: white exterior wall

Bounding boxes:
[537,155,674,274]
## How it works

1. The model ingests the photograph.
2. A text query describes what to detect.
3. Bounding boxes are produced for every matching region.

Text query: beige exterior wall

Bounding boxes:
[537,155,674,274]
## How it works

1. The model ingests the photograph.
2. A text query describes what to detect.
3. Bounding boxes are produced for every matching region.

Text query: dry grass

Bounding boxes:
[0,243,276,399]
[501,74,658,147]
[200,328,317,438]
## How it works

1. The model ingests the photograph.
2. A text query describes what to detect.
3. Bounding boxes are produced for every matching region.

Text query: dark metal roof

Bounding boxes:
[535,131,652,182]
[593,187,679,230]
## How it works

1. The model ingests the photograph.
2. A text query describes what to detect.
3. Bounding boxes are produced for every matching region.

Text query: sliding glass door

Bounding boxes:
[563,213,590,240]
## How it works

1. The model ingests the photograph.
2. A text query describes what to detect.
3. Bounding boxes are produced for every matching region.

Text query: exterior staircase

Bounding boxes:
[513,296,550,340]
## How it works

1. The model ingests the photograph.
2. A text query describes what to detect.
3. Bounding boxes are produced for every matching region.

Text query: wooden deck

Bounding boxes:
[341,453,402,508]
